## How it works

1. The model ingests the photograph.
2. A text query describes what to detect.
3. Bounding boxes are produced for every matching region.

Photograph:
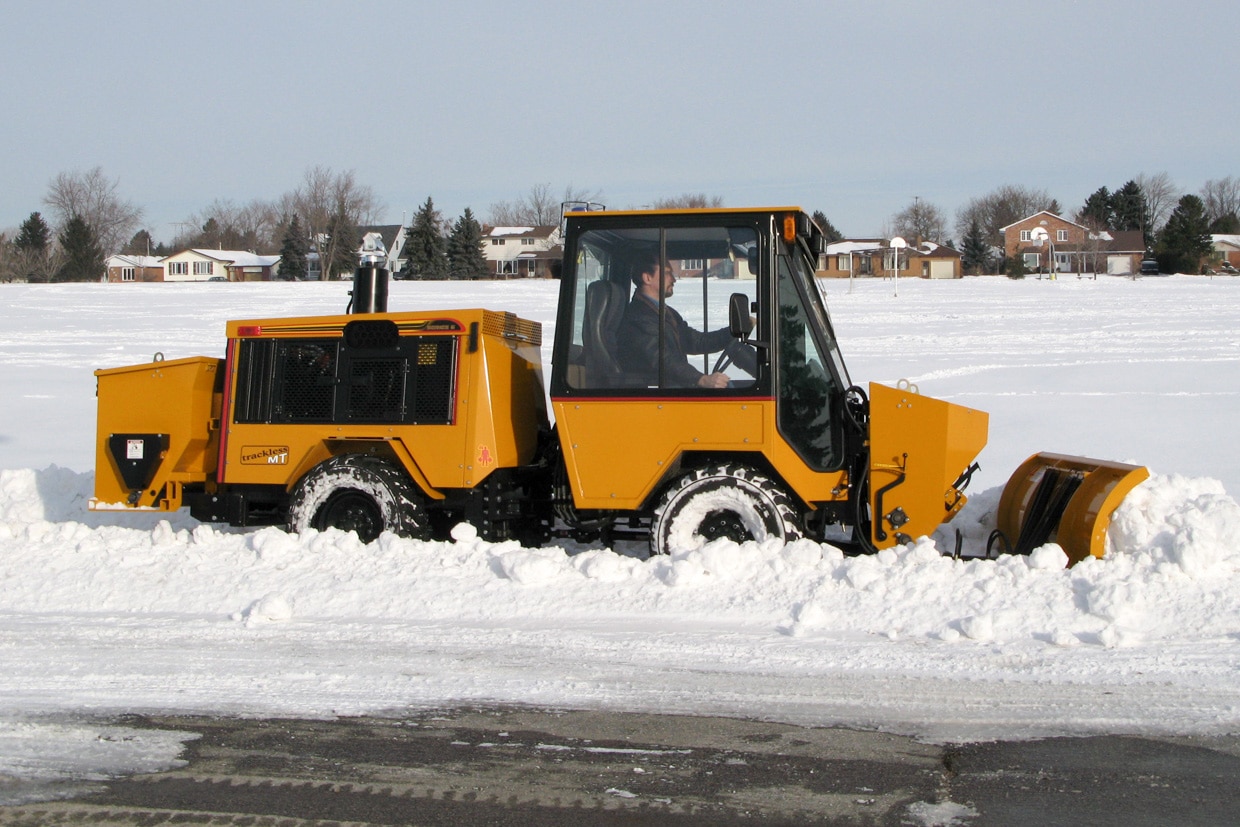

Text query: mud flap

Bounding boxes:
[996,452,1149,566]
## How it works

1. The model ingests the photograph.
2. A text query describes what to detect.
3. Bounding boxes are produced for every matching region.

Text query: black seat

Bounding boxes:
[582,280,628,388]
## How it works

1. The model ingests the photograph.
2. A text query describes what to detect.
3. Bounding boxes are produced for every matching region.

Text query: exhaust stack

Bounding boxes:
[350,262,388,314]
[348,235,389,314]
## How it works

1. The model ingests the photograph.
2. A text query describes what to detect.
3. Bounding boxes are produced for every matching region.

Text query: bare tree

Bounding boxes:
[488,184,602,226]
[177,198,283,252]
[650,193,725,209]
[1136,172,1179,233]
[955,185,1058,245]
[43,166,143,255]
[274,166,384,250]
[1200,176,1240,225]
[890,197,947,243]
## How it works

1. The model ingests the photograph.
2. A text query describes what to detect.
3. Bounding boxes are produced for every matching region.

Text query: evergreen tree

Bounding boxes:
[198,217,222,249]
[55,215,105,282]
[1004,254,1027,279]
[1112,180,1150,243]
[15,212,51,254]
[1079,187,1114,229]
[13,212,55,282]
[406,197,448,280]
[121,229,155,256]
[811,210,844,243]
[1157,194,1212,274]
[447,208,487,280]
[960,219,992,275]
[278,214,309,281]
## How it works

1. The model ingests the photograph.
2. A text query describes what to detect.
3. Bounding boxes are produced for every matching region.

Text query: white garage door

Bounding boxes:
[1107,256,1133,275]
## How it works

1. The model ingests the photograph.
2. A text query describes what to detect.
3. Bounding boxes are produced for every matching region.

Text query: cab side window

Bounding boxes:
[566,225,759,392]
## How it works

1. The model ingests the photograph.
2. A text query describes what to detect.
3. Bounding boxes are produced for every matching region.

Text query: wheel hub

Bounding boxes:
[698,509,753,543]
[318,490,383,542]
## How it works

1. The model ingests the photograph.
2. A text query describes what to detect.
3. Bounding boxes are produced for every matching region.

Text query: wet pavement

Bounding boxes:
[1,707,1238,825]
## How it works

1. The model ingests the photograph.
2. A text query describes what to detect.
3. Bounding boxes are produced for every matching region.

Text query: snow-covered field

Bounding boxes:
[1,275,1238,798]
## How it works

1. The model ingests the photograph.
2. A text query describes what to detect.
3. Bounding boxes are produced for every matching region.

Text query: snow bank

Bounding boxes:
[2,466,1238,654]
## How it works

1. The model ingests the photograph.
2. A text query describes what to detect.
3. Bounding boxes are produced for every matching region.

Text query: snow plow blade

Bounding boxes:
[996,452,1149,566]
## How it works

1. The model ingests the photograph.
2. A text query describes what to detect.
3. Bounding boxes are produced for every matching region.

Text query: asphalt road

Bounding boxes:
[2,708,1239,826]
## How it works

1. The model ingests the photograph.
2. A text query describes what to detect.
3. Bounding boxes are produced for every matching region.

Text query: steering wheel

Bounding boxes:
[843,384,869,431]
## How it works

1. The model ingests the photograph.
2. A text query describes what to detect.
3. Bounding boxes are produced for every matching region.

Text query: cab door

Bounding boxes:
[549,213,770,510]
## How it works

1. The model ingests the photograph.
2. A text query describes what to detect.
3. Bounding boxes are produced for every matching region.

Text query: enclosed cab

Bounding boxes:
[548,207,989,553]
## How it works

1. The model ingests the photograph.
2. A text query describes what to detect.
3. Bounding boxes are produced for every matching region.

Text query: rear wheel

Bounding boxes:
[288,455,428,543]
[650,463,801,555]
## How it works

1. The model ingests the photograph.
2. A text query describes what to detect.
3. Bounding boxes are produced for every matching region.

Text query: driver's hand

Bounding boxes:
[697,372,730,389]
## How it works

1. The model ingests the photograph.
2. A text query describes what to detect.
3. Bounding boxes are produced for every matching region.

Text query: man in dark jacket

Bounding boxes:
[617,252,739,388]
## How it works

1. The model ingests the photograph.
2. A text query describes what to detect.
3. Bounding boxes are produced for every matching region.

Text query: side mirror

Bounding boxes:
[728,292,754,338]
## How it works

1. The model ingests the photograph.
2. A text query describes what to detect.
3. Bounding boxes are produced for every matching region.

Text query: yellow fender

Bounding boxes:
[997,452,1149,565]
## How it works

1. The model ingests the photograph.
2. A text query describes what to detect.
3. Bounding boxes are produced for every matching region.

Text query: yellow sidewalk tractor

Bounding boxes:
[92,206,1147,564]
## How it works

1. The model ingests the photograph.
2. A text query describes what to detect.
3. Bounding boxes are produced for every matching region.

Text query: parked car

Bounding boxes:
[1139,259,1160,276]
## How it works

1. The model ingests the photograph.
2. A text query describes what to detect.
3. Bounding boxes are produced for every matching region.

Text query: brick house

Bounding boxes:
[1001,211,1146,275]
[1212,235,1240,270]
[818,239,962,279]
[105,254,164,283]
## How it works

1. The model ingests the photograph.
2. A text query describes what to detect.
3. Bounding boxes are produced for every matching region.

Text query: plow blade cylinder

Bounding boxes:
[997,452,1149,566]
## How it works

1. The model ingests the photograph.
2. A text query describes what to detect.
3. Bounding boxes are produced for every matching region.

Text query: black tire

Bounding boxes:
[650,463,802,555]
[287,455,428,543]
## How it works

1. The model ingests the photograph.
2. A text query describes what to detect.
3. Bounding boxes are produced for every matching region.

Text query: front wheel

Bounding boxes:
[650,463,801,555]
[288,455,428,543]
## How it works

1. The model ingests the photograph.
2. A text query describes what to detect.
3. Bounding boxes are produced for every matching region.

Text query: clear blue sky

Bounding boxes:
[2,0,1237,243]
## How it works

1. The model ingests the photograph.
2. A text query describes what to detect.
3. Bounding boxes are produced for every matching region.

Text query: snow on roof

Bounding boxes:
[190,249,280,267]
[1213,234,1240,248]
[484,225,559,239]
[107,254,163,267]
[826,240,885,255]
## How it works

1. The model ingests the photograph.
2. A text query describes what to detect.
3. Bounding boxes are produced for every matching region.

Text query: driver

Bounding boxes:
[617,251,747,389]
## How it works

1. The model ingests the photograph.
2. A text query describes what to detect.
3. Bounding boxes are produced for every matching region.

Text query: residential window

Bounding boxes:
[679,259,705,272]
[491,238,505,245]
[1023,253,1040,269]
[121,267,135,282]
[193,261,213,276]
[837,255,850,271]
[882,250,909,271]
[521,238,535,245]
[1019,230,1032,242]
[168,261,188,276]
[1056,229,1069,242]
